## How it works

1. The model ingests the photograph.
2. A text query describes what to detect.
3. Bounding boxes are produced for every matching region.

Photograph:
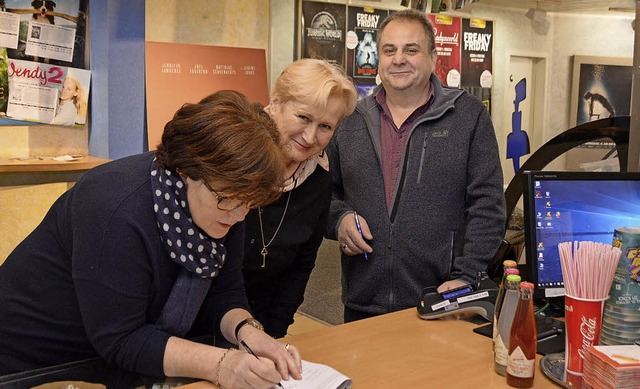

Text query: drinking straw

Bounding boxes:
[558,241,621,299]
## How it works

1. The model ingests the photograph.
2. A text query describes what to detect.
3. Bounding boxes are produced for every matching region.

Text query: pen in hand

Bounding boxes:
[239,339,284,388]
[353,211,368,260]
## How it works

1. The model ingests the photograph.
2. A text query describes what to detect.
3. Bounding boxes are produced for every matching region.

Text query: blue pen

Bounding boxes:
[239,340,284,388]
[353,211,369,260]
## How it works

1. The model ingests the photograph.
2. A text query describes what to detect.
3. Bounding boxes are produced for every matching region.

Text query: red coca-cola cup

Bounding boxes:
[564,294,607,388]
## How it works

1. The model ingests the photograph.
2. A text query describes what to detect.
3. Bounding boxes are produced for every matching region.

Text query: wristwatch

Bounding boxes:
[235,317,264,340]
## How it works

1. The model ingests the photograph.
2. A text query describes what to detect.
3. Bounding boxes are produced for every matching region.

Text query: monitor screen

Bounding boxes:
[522,171,640,300]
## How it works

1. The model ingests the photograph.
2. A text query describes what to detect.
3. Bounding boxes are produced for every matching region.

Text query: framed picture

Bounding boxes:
[566,56,633,170]
[570,55,633,128]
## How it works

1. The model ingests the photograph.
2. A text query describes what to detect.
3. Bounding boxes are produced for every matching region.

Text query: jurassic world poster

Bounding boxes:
[300,1,346,68]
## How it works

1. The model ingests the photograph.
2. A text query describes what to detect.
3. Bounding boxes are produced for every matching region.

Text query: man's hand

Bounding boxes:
[436,279,468,294]
[337,211,373,257]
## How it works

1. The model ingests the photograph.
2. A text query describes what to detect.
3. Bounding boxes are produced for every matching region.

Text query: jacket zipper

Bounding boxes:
[388,224,394,311]
[417,135,429,184]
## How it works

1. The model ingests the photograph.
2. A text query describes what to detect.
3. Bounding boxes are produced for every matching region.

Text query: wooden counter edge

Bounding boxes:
[0,156,110,173]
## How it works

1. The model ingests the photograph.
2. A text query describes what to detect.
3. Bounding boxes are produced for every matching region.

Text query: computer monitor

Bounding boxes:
[522,170,640,301]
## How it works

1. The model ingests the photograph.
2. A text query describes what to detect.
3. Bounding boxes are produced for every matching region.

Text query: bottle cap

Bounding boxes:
[503,260,517,268]
[506,274,522,282]
[505,268,520,275]
[519,281,534,290]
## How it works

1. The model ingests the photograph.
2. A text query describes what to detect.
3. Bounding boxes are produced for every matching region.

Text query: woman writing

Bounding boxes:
[242,59,358,338]
[0,90,302,388]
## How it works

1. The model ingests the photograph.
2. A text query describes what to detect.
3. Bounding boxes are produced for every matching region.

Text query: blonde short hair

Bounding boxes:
[271,58,357,120]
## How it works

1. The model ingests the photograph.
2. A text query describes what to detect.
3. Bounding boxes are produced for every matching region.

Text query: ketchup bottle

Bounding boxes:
[506,281,537,388]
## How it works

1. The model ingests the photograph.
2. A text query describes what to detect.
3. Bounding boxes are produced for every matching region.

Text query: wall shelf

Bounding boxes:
[0,156,110,186]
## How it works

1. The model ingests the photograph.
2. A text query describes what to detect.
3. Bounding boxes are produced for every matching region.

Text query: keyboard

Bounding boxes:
[472,315,565,356]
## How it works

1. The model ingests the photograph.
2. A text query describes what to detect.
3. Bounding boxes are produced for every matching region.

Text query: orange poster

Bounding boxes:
[145,42,268,150]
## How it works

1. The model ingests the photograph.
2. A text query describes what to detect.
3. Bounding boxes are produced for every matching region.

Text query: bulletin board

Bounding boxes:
[0,0,90,127]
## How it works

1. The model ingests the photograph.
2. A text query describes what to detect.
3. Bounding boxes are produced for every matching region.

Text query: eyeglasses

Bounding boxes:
[202,180,252,212]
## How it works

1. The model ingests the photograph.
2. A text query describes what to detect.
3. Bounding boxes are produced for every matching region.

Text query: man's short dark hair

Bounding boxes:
[377,9,436,53]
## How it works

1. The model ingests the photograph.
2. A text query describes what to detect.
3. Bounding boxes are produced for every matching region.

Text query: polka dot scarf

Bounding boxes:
[150,160,226,278]
[150,158,226,336]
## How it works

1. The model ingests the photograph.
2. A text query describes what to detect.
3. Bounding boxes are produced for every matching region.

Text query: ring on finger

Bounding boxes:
[285,343,291,350]
[343,243,348,250]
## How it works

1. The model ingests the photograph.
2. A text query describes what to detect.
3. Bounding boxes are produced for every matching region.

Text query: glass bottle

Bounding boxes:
[493,262,519,353]
[507,281,537,388]
[494,274,521,376]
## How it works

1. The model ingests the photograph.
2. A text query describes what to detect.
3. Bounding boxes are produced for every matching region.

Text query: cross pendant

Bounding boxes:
[261,247,268,268]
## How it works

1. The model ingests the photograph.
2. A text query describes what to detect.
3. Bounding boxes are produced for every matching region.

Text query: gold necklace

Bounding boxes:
[258,190,292,268]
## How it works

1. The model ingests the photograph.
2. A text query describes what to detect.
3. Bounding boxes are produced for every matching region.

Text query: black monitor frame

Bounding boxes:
[522,170,640,302]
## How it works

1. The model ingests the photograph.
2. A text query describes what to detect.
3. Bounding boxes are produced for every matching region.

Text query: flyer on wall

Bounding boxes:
[2,0,87,69]
[460,18,493,88]
[3,58,91,126]
[300,1,346,68]
[345,5,387,98]
[145,41,269,150]
[428,13,461,88]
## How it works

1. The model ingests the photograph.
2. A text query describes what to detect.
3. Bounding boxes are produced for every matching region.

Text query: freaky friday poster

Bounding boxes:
[346,6,387,85]
[460,18,493,88]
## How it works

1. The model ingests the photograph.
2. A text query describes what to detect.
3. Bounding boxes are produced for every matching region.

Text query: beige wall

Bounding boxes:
[0,183,72,262]
[146,0,271,80]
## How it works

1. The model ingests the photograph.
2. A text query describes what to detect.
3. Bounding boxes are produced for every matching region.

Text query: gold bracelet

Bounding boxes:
[213,348,233,388]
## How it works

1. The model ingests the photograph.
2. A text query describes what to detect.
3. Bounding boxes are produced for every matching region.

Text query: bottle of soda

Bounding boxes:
[494,273,521,376]
[507,281,537,388]
[493,262,519,353]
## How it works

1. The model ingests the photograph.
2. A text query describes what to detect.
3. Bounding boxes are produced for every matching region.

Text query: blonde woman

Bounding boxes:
[51,76,84,126]
[242,59,358,338]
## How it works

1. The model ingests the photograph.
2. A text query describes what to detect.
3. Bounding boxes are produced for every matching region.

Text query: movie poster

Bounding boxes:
[346,6,386,98]
[576,64,632,125]
[460,18,493,88]
[2,0,87,69]
[301,1,346,68]
[428,13,461,87]
[3,58,91,126]
[145,42,269,150]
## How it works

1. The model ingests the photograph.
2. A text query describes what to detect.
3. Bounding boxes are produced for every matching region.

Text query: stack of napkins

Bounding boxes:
[582,345,640,389]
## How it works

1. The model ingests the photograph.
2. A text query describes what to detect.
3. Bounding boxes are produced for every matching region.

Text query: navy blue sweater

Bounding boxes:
[0,152,249,376]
